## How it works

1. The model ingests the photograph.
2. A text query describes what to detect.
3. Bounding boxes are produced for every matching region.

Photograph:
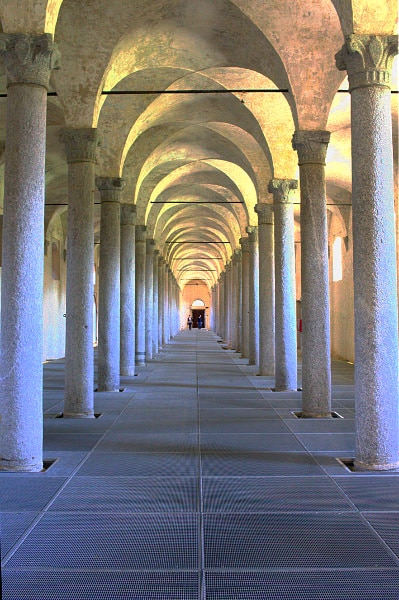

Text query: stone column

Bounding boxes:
[218,273,225,339]
[120,204,136,376]
[234,250,242,353]
[224,262,231,345]
[269,179,298,391]
[168,267,173,339]
[61,128,100,417]
[0,34,59,471]
[240,237,250,358]
[96,177,124,391]
[246,226,259,366]
[163,263,170,344]
[153,249,159,355]
[255,204,275,376]
[336,35,399,469]
[145,239,155,360]
[230,256,238,350]
[158,256,165,347]
[292,130,331,417]
[135,225,147,366]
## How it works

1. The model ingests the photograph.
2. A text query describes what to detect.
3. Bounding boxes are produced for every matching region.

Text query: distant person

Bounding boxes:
[197,315,203,330]
[187,315,193,330]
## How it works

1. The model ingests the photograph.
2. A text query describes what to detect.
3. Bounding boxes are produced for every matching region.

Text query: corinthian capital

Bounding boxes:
[254,203,273,225]
[121,204,136,227]
[335,35,398,90]
[292,130,330,165]
[268,179,298,204]
[245,225,258,243]
[0,33,60,89]
[60,128,100,164]
[135,224,147,243]
[96,177,125,203]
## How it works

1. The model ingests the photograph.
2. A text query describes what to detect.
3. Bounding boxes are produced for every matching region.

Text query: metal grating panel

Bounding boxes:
[296,433,356,452]
[201,451,324,477]
[1,512,38,557]
[205,571,399,599]
[334,476,399,511]
[200,433,305,453]
[44,433,101,451]
[96,432,197,452]
[5,513,199,570]
[202,476,354,513]
[0,477,66,511]
[2,571,199,600]
[77,451,199,477]
[49,476,199,512]
[364,512,399,557]
[203,513,398,569]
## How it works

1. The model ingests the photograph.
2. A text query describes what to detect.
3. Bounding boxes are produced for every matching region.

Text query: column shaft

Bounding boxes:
[153,249,159,355]
[120,204,136,376]
[240,237,250,358]
[135,225,146,366]
[246,227,259,366]
[145,239,155,360]
[0,34,59,470]
[336,35,399,469]
[293,130,331,417]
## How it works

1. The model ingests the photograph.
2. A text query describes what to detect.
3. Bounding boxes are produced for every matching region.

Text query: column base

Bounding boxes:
[300,411,332,418]
[0,458,43,472]
[120,367,135,376]
[63,411,95,418]
[354,458,399,472]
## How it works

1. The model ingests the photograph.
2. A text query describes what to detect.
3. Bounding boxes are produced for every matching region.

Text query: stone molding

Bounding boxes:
[335,35,398,91]
[0,33,60,89]
[292,130,330,166]
[245,225,258,242]
[239,236,250,252]
[120,204,136,226]
[60,128,100,164]
[268,179,298,204]
[255,203,274,225]
[135,224,147,242]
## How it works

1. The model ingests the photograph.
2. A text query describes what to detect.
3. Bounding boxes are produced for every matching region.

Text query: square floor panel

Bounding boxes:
[201,452,324,477]
[364,512,399,557]
[0,477,66,511]
[205,571,399,600]
[200,433,305,453]
[334,477,399,511]
[96,432,197,452]
[202,477,354,513]
[49,476,198,512]
[203,513,398,569]
[77,451,199,477]
[296,433,356,452]
[1,512,38,557]
[2,571,200,600]
[6,513,199,570]
[43,434,102,452]
[200,418,289,434]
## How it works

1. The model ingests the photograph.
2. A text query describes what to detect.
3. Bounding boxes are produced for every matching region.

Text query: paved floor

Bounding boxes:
[2,329,399,599]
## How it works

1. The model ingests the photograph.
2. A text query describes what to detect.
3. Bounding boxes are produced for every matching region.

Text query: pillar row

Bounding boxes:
[239,237,250,359]
[0,34,60,471]
[120,204,136,376]
[246,226,259,366]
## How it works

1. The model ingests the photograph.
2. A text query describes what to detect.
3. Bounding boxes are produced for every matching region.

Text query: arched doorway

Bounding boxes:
[191,298,205,328]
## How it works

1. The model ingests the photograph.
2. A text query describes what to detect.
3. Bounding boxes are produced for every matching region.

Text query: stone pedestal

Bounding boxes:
[239,237,250,358]
[336,35,399,469]
[135,225,147,366]
[0,34,59,471]
[246,226,259,366]
[293,130,331,418]
[255,204,275,376]
[62,127,99,418]
[120,204,136,376]
[145,239,155,360]
[269,179,298,391]
[96,177,124,391]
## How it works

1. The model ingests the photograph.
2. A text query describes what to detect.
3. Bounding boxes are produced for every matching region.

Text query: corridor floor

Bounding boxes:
[2,329,399,599]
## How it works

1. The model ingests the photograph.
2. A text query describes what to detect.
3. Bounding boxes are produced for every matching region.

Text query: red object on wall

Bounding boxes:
[298,319,302,332]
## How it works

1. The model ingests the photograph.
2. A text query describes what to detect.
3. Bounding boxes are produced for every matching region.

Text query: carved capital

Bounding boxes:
[96,176,125,193]
[234,248,242,261]
[254,203,274,225]
[0,33,60,89]
[135,224,147,242]
[146,238,156,254]
[292,130,330,165]
[245,225,258,243]
[60,128,100,164]
[120,204,136,226]
[268,179,298,204]
[239,236,250,253]
[335,35,398,90]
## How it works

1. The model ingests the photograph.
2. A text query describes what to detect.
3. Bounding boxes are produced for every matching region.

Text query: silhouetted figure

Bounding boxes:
[187,315,193,330]
[197,315,203,330]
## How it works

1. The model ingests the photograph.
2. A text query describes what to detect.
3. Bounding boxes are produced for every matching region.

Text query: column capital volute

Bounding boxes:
[268,179,298,204]
[146,238,156,254]
[0,33,60,89]
[120,204,136,226]
[245,225,258,242]
[335,34,398,91]
[255,203,274,224]
[96,176,125,193]
[292,130,330,166]
[135,224,147,242]
[60,128,100,164]
[239,236,250,252]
